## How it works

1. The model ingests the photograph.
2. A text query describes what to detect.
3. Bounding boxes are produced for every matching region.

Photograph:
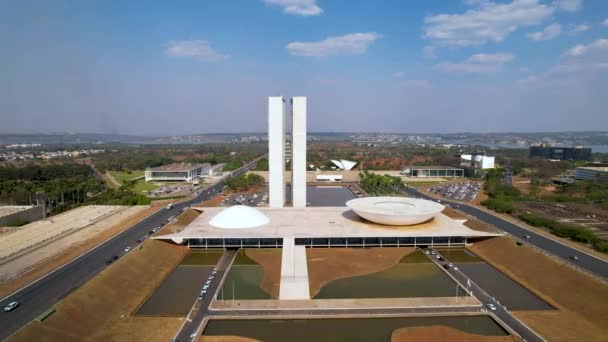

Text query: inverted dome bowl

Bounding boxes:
[346,196,444,226]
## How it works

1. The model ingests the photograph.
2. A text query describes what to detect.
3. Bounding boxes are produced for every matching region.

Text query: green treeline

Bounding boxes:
[359,171,404,195]
[520,213,608,253]
[225,173,264,191]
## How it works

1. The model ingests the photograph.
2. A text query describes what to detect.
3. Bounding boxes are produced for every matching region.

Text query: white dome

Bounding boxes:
[346,197,444,226]
[209,205,270,229]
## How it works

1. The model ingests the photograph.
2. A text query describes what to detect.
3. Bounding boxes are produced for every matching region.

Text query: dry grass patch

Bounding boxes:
[157,208,201,235]
[245,249,282,299]
[463,219,497,233]
[468,237,608,339]
[391,326,517,342]
[306,247,414,298]
[200,336,260,342]
[442,207,467,219]
[513,310,608,342]
[10,239,188,342]
[0,205,161,299]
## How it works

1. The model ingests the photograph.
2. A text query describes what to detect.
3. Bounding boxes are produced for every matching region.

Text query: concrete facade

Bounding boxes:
[291,97,307,208]
[268,96,286,208]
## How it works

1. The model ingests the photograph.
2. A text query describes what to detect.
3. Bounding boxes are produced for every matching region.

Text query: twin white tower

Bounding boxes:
[268,96,307,208]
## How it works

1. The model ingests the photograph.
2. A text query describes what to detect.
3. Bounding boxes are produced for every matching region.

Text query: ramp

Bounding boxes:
[279,237,310,300]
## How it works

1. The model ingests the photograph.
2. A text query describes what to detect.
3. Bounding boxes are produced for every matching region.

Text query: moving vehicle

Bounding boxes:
[166,204,173,210]
[571,255,579,261]
[4,301,19,312]
[524,235,531,239]
[124,246,131,253]
[486,303,497,311]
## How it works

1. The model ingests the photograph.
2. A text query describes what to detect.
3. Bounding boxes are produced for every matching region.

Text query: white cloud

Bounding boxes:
[434,53,514,73]
[601,19,608,27]
[423,0,554,46]
[565,38,608,57]
[553,0,582,12]
[568,23,591,35]
[286,32,381,57]
[518,38,608,86]
[392,71,405,78]
[263,0,322,16]
[527,23,562,41]
[423,46,437,59]
[165,40,230,61]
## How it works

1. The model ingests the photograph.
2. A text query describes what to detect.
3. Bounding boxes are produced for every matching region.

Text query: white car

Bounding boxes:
[124,246,131,253]
[486,303,497,311]
[4,301,19,312]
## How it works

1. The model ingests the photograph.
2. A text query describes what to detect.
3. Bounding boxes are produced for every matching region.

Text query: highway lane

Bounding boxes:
[0,161,257,341]
[173,250,237,342]
[404,186,608,279]
[427,249,544,342]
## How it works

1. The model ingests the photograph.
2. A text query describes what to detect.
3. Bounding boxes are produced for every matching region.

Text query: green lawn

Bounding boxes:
[109,171,144,183]
[109,171,158,194]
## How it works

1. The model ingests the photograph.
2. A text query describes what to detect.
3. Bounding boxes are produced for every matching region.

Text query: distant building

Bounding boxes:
[574,167,608,182]
[529,145,592,161]
[330,159,357,171]
[145,163,210,182]
[401,166,464,178]
[316,175,343,182]
[460,153,495,169]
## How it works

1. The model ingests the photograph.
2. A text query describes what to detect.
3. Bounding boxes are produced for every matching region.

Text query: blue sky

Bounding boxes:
[1,0,607,135]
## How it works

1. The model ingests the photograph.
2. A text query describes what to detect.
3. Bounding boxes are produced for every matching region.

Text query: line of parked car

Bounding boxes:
[198,268,217,300]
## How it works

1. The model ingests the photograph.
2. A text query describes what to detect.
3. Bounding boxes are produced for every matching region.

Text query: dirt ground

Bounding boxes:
[9,239,189,342]
[440,207,497,233]
[391,326,517,342]
[157,208,201,235]
[244,249,282,299]
[513,310,607,342]
[0,204,161,299]
[467,237,608,342]
[306,248,415,298]
[200,336,260,342]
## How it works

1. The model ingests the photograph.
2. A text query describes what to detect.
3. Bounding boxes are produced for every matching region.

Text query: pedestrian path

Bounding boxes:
[279,237,310,299]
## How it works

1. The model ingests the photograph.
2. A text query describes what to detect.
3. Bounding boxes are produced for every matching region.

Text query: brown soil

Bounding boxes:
[468,237,608,341]
[157,208,201,235]
[9,239,189,342]
[463,220,497,233]
[442,207,466,219]
[196,194,226,207]
[440,206,497,233]
[200,336,261,342]
[244,249,282,299]
[306,248,415,298]
[391,325,517,342]
[0,204,162,299]
[513,310,608,342]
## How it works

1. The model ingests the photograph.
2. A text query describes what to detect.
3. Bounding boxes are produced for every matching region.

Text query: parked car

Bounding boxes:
[4,301,19,312]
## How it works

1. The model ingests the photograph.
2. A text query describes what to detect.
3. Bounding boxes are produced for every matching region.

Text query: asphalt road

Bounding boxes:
[404,186,608,279]
[173,250,237,342]
[427,249,544,341]
[0,161,257,341]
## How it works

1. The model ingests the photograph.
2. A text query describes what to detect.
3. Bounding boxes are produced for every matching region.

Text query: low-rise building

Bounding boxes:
[144,163,210,182]
[530,145,592,161]
[460,153,495,169]
[574,167,608,182]
[400,166,464,178]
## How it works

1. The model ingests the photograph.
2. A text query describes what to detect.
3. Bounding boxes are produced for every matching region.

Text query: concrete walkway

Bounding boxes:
[279,237,310,300]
